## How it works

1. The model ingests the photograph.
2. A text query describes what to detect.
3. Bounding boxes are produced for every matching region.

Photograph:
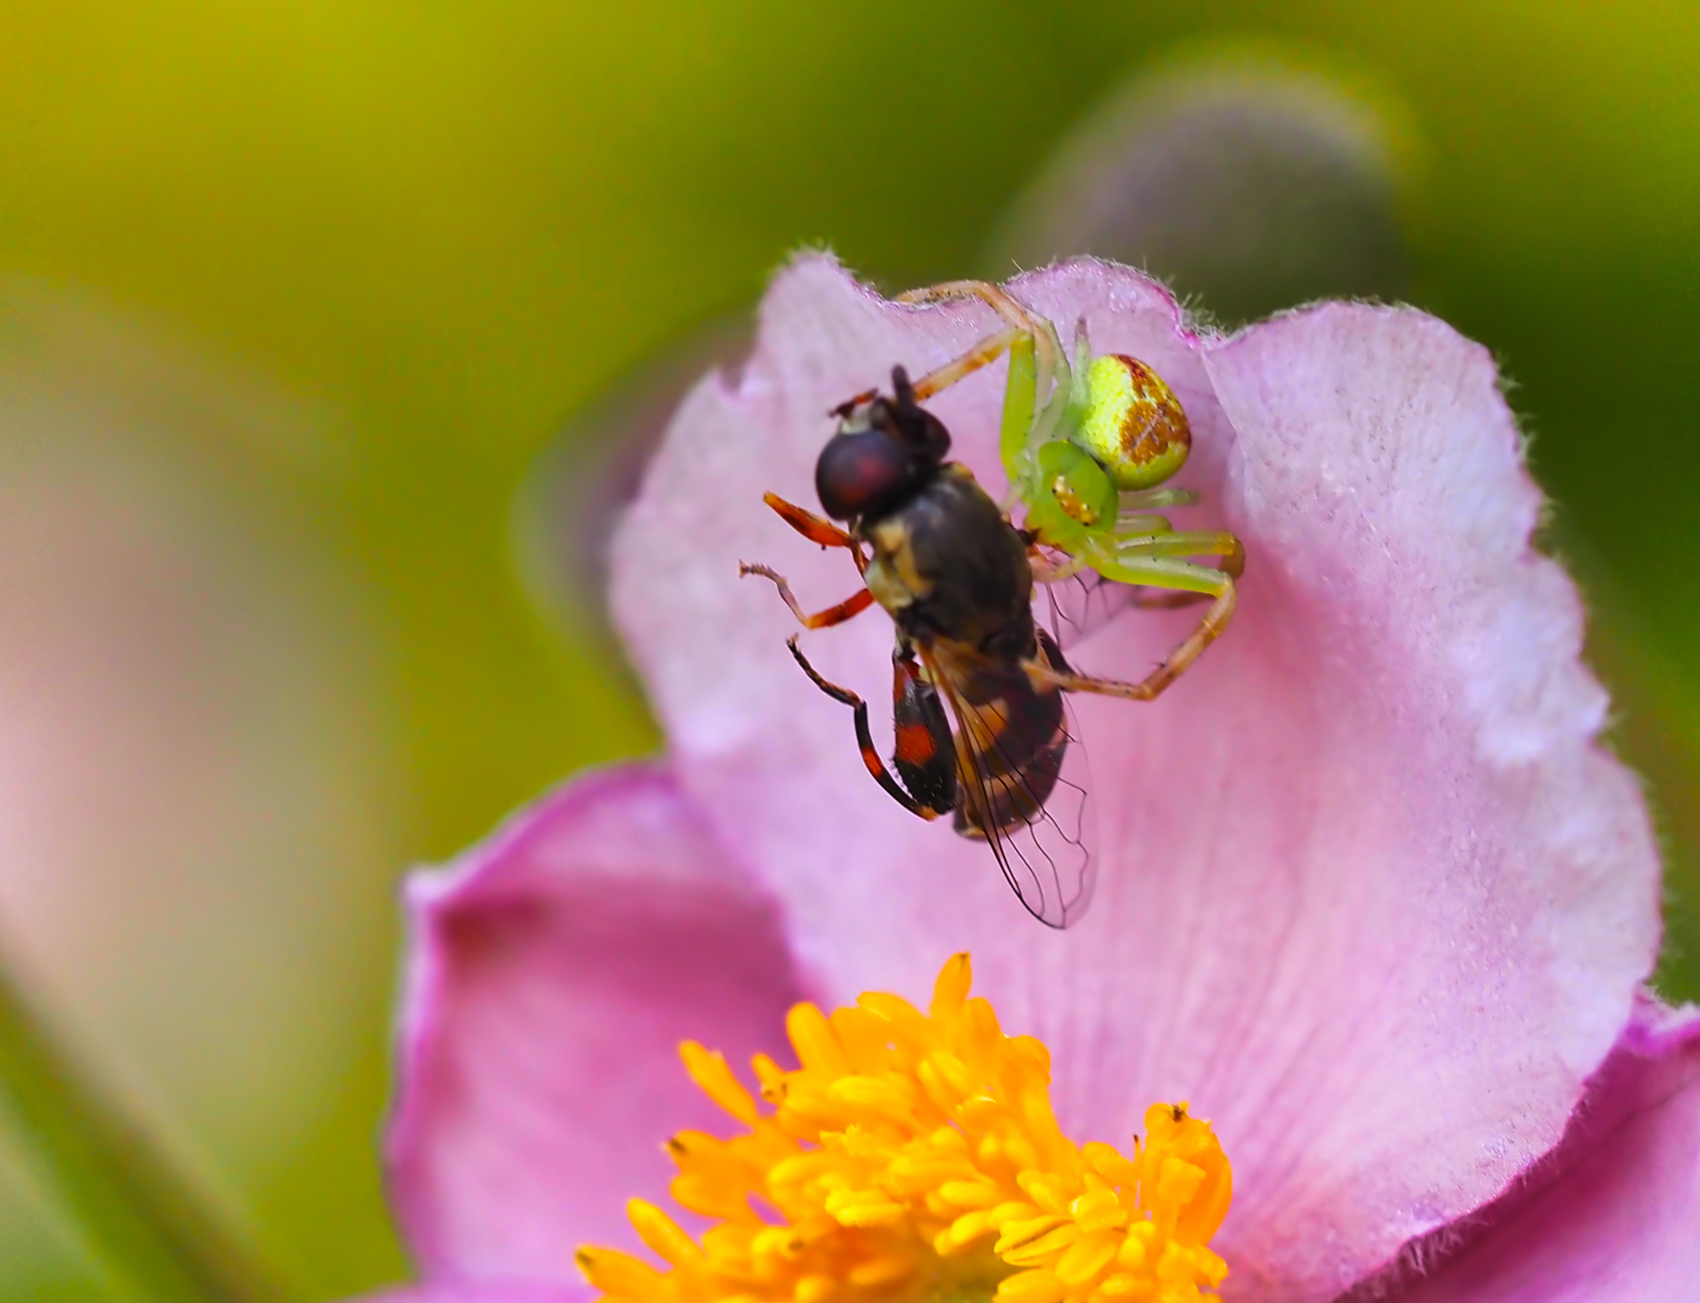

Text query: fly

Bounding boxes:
[739,280,1244,928]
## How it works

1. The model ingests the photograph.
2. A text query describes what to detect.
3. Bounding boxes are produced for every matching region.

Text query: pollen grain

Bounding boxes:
[576,955,1232,1303]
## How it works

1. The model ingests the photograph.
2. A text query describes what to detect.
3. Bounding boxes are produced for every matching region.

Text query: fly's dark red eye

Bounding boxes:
[815,430,918,520]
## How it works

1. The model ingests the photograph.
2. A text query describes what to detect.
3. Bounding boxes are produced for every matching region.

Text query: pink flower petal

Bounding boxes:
[359,1286,590,1303]
[385,762,802,1289]
[1392,999,1700,1302]
[610,256,1662,1301]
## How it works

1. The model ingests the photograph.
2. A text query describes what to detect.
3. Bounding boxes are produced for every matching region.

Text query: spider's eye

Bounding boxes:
[815,430,919,520]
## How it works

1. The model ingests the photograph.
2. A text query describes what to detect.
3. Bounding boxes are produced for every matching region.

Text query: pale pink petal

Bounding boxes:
[359,1286,590,1303]
[385,762,802,1289]
[610,256,1662,1302]
[1391,999,1700,1302]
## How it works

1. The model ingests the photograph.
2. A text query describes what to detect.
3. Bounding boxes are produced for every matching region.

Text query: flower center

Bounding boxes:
[577,955,1232,1303]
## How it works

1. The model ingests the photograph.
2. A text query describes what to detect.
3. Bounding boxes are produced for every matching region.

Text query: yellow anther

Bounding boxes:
[1016,1171,1070,1214]
[848,1255,916,1288]
[578,960,1233,1303]
[959,997,1004,1057]
[1008,1035,1051,1081]
[1081,1142,1137,1188]
[840,1203,909,1229]
[943,1208,994,1249]
[829,1073,918,1118]
[787,1002,851,1076]
[1140,1103,1232,1244]
[1069,1188,1128,1234]
[1117,1223,1156,1271]
[931,952,973,1018]
[576,1246,666,1296]
[678,1042,758,1124]
[857,991,930,1043]
[995,1213,1072,1250]
[627,1199,704,1267]
[1053,1228,1119,1286]
[669,1172,744,1219]
[752,1052,788,1101]
[939,1179,1003,1208]
[928,1050,975,1098]
[999,1222,1081,1268]
[753,1224,806,1260]
[831,1006,892,1070]
[995,1269,1067,1303]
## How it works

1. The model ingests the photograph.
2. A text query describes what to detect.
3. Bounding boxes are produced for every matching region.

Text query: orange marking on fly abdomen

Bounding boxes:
[894,722,937,766]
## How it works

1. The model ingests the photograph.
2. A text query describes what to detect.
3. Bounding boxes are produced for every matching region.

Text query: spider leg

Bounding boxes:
[739,563,874,629]
[895,279,1046,332]
[908,326,1024,401]
[786,637,944,820]
[897,280,1065,392]
[898,280,1084,503]
[1113,530,1245,579]
[1022,558,1237,702]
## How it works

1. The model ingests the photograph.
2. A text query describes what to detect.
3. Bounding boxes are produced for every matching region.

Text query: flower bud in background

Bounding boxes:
[984,53,1413,324]
[0,282,404,1296]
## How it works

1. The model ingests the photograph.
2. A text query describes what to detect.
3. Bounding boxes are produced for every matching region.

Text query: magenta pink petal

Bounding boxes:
[610,256,1663,1302]
[385,762,802,1290]
[1393,999,1700,1302]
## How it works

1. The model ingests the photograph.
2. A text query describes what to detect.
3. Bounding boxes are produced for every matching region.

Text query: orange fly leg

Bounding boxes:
[786,637,943,821]
[762,492,868,572]
[739,564,874,629]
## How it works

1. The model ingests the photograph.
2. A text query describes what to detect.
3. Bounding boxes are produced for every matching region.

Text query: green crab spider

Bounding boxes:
[897,280,1243,694]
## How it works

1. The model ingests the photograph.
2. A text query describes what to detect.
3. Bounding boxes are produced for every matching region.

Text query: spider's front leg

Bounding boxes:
[785,638,954,821]
[897,280,1082,499]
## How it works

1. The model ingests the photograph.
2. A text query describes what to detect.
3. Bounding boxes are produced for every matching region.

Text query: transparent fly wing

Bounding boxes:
[922,645,1097,929]
[1038,566,1140,650]
[1035,547,1212,651]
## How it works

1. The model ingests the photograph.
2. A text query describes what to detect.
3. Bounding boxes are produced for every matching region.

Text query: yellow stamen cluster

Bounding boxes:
[577,955,1232,1303]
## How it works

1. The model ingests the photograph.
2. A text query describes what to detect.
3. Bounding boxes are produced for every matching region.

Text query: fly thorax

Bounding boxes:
[864,515,933,615]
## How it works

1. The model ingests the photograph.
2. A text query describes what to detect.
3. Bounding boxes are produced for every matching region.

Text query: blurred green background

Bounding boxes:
[1,1,1697,1297]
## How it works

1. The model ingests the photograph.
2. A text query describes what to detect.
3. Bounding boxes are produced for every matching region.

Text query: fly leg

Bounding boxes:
[760,491,868,572]
[738,563,873,629]
[786,637,947,820]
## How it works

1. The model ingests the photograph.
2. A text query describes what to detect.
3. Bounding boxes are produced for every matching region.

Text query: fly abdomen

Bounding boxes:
[951,673,1068,838]
[891,650,957,817]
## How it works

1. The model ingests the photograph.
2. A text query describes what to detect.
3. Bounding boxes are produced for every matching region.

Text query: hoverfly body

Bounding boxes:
[739,280,1244,928]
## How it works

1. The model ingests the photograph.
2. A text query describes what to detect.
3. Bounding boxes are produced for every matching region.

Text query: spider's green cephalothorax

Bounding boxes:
[1023,440,1119,552]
